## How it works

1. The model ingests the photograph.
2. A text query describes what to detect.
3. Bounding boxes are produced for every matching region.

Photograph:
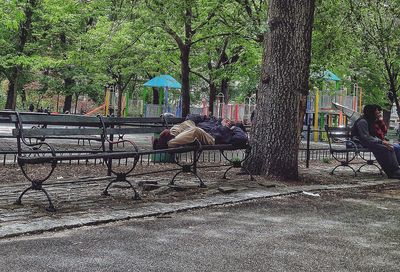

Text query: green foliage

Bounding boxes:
[312,0,400,112]
[1,0,399,113]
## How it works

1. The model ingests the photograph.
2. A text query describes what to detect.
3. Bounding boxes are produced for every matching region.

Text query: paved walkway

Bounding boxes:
[0,165,398,239]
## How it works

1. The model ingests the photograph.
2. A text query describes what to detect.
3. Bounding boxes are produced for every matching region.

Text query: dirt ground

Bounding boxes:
[0,160,357,185]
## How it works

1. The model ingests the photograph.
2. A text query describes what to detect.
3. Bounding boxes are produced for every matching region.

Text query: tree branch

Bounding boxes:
[190,69,210,84]
[191,32,239,46]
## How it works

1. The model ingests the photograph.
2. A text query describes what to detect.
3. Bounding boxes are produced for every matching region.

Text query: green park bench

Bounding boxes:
[1,111,252,211]
[325,125,382,176]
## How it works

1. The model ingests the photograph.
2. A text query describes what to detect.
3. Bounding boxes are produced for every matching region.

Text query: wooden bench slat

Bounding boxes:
[13,128,104,137]
[13,126,169,137]
[10,114,101,126]
[103,116,185,125]
[105,127,165,134]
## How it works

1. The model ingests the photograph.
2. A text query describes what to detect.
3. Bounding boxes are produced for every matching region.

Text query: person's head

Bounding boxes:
[221,118,232,128]
[363,104,382,123]
[152,129,174,150]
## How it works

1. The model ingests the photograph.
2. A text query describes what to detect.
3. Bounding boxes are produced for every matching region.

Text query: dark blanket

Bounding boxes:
[197,117,248,145]
[230,126,248,146]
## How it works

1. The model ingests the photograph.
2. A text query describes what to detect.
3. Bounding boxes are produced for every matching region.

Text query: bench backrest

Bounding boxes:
[6,112,186,138]
[325,125,352,147]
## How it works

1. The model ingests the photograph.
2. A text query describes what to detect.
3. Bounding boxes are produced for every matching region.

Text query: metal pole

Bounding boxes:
[306,124,311,168]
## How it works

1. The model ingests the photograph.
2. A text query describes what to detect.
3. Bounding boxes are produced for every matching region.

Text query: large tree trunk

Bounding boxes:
[247,0,315,180]
[181,45,191,117]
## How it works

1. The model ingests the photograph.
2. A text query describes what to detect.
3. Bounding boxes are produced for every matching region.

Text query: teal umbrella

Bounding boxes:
[143,75,182,89]
[311,70,341,81]
[144,75,182,114]
[323,70,340,81]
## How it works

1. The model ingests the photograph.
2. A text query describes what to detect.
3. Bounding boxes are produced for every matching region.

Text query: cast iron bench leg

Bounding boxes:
[102,173,141,200]
[169,148,206,188]
[222,166,234,179]
[15,180,56,212]
[220,149,254,181]
[169,166,206,188]
[330,164,357,177]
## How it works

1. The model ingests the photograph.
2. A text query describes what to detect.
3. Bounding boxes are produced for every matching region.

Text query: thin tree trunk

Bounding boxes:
[181,46,191,117]
[5,70,18,109]
[74,93,79,114]
[116,74,123,117]
[63,95,72,113]
[247,0,315,180]
[21,87,27,109]
[63,76,74,113]
[221,78,229,104]
[209,82,217,116]
[56,93,60,112]
[152,88,159,104]
[5,0,36,110]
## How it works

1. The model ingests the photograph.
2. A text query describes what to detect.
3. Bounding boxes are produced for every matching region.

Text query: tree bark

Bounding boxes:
[220,78,229,104]
[63,95,72,113]
[5,0,36,110]
[152,88,159,104]
[116,74,123,117]
[247,0,315,180]
[181,45,191,117]
[63,78,74,113]
[209,81,217,116]
[74,93,80,114]
[5,69,18,110]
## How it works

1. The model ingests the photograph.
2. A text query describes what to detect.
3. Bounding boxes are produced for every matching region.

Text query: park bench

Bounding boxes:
[5,111,253,211]
[325,125,382,176]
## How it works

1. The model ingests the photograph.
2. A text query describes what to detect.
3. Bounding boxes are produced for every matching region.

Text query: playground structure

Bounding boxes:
[307,83,363,142]
[125,96,256,123]
[84,77,256,123]
[85,71,368,135]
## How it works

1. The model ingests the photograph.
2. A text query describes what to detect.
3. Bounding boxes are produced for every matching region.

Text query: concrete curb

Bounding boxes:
[1,178,398,239]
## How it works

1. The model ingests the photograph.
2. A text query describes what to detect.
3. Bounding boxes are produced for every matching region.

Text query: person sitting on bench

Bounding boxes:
[372,105,400,163]
[352,104,400,179]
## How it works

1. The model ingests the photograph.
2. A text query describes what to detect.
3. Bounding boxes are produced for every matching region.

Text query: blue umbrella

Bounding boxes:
[143,74,182,89]
[144,75,182,114]
[323,70,340,81]
[311,70,341,81]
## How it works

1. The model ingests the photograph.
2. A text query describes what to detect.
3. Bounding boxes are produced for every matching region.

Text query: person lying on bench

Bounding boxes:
[352,104,400,179]
[153,120,214,149]
[153,117,248,150]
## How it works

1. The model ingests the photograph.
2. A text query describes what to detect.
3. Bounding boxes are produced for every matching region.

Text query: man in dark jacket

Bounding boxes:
[352,104,400,178]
